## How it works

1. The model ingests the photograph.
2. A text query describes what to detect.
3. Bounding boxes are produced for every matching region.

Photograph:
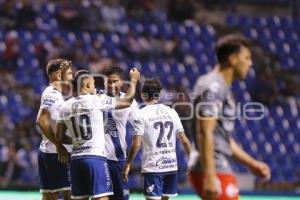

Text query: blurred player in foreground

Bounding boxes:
[55,68,140,200]
[36,59,73,200]
[123,78,191,200]
[189,34,271,200]
[102,66,139,200]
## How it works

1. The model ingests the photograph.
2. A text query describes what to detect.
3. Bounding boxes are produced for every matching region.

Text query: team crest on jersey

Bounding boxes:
[72,102,82,110]
[156,107,167,115]
[209,82,220,93]
[104,117,119,137]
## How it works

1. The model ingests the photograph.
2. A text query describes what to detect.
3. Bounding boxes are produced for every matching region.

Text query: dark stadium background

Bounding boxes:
[0,0,299,199]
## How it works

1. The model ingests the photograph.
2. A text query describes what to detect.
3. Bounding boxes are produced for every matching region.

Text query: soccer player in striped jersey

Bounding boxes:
[55,68,140,200]
[102,66,139,200]
[123,78,191,200]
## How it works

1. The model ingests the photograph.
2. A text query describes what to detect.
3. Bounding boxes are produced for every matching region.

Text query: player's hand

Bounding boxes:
[129,68,140,83]
[122,163,131,182]
[249,161,271,181]
[60,60,72,73]
[203,173,218,200]
[56,144,69,164]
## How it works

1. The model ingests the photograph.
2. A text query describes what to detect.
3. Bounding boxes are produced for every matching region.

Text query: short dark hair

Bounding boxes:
[46,59,66,75]
[103,66,123,78]
[216,34,250,65]
[72,70,92,91]
[142,78,162,100]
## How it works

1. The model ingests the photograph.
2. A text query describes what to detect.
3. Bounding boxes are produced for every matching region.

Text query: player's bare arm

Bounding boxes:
[115,68,140,109]
[230,138,271,181]
[36,108,60,146]
[122,135,142,182]
[55,122,72,145]
[177,132,192,158]
[54,122,71,164]
[36,108,70,164]
[198,117,218,200]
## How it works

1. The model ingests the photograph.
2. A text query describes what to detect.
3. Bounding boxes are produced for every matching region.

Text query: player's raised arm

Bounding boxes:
[115,68,140,109]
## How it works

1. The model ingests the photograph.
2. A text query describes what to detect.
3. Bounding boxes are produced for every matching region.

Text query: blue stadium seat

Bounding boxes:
[226,15,238,27]
[128,21,144,35]
[161,63,171,74]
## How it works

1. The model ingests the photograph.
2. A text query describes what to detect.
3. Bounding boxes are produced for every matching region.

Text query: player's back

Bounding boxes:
[138,104,183,173]
[60,94,115,158]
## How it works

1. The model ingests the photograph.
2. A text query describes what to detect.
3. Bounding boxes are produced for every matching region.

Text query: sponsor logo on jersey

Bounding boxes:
[155,157,177,169]
[73,145,92,153]
[42,95,57,106]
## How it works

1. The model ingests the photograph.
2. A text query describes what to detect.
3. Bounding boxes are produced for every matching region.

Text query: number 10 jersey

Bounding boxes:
[58,94,116,158]
[133,104,184,173]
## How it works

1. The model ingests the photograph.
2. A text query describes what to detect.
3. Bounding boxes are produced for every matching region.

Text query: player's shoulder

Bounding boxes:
[95,90,109,100]
[96,89,105,94]
[140,103,172,115]
[118,91,139,110]
[139,104,148,113]
[139,104,154,116]
[159,103,172,111]
[161,104,178,116]
[42,86,62,98]
[194,71,219,90]
[61,96,88,113]
[193,71,226,97]
[60,96,73,109]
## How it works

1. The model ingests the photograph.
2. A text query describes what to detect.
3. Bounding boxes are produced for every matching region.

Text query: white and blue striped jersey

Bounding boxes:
[39,86,64,153]
[133,104,184,173]
[104,92,139,161]
[58,94,116,158]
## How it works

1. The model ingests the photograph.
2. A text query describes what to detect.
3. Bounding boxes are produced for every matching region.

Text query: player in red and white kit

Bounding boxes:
[189,34,271,200]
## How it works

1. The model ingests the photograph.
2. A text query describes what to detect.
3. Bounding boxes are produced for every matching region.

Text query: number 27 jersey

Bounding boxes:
[133,104,184,173]
[58,94,116,158]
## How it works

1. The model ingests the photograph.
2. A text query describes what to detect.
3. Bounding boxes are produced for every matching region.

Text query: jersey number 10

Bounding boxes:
[71,114,92,140]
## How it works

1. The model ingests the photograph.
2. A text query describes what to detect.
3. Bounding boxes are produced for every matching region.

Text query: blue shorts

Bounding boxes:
[143,171,178,199]
[38,151,71,193]
[107,160,129,200]
[70,156,113,199]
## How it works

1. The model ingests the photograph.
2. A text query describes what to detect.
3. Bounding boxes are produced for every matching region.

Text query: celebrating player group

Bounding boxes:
[36,34,270,200]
